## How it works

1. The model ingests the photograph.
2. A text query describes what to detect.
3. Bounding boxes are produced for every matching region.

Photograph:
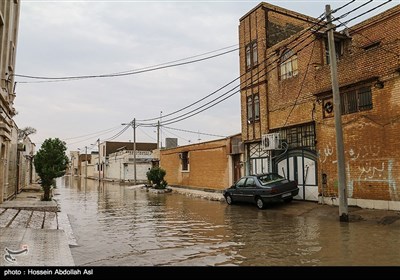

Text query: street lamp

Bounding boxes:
[122,118,137,185]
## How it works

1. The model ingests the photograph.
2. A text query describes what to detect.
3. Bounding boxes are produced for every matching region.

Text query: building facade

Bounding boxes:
[160,134,243,191]
[0,0,20,202]
[107,149,153,182]
[72,141,157,183]
[239,3,400,209]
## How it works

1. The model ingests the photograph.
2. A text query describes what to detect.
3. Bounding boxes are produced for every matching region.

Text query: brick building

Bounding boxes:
[160,134,243,191]
[239,3,400,209]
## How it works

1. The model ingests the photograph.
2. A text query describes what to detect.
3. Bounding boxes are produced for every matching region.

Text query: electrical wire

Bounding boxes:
[66,1,389,147]
[163,126,226,138]
[14,47,238,82]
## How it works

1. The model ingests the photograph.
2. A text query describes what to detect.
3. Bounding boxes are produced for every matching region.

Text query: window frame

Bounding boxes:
[246,93,260,124]
[341,85,372,115]
[279,50,298,80]
[181,151,189,172]
[324,37,343,65]
[245,40,258,71]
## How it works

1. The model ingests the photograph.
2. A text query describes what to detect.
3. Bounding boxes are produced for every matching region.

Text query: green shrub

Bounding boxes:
[146,167,168,189]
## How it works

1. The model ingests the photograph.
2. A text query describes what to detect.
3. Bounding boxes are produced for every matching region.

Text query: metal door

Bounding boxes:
[276,150,318,201]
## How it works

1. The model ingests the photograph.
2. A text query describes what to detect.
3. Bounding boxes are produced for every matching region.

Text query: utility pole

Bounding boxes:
[157,120,160,150]
[160,111,162,149]
[133,118,137,185]
[85,146,88,179]
[326,4,348,222]
[122,120,137,185]
[97,138,101,181]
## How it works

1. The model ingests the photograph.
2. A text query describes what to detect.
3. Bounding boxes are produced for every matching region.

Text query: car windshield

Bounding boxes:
[258,173,285,185]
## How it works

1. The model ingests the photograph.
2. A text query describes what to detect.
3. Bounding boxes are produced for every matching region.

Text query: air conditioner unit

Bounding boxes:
[262,133,280,150]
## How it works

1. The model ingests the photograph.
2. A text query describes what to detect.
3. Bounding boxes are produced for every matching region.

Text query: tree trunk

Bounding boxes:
[43,186,52,201]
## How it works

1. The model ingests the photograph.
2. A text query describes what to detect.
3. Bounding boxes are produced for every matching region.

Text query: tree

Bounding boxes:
[18,126,37,140]
[146,167,168,189]
[34,138,69,201]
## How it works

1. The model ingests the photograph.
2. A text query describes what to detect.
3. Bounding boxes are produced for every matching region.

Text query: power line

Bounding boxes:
[66,1,384,148]
[335,0,393,28]
[282,40,316,128]
[162,128,190,144]
[335,18,400,59]
[137,126,157,142]
[14,47,238,82]
[280,1,394,129]
[137,4,359,126]
[63,125,122,141]
[163,126,226,138]
[71,3,350,146]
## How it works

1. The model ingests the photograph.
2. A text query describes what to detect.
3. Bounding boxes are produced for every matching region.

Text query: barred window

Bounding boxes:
[341,86,372,115]
[273,123,315,150]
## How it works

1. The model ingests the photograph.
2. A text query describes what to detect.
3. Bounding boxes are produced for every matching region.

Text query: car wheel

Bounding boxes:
[256,197,265,209]
[225,194,234,205]
[284,197,293,203]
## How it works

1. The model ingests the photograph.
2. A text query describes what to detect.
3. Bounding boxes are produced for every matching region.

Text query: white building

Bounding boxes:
[107,149,153,182]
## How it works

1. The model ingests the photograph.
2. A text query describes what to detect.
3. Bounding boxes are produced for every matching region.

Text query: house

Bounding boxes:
[160,134,243,191]
[82,141,157,182]
[239,3,400,209]
[0,1,21,202]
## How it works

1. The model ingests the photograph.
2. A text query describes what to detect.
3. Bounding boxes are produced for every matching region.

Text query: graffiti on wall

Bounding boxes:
[318,144,398,200]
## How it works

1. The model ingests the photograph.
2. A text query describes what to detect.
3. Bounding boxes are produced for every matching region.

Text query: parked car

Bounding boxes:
[223,173,299,209]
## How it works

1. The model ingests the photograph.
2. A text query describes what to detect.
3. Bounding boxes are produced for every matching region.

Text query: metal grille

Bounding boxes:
[273,122,316,151]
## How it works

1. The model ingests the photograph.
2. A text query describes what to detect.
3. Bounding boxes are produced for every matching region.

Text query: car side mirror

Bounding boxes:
[231,184,236,189]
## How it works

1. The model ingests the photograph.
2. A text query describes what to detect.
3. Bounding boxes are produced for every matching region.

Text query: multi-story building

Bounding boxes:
[239,3,400,209]
[0,1,20,202]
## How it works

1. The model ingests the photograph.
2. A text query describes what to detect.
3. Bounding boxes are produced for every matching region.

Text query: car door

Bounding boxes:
[231,177,247,202]
[243,177,257,203]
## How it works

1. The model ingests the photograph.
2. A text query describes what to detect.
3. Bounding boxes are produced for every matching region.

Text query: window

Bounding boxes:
[325,38,343,65]
[247,96,253,122]
[245,41,258,70]
[254,95,260,121]
[247,94,260,123]
[274,122,316,150]
[236,177,246,188]
[280,50,298,80]
[246,45,251,69]
[181,151,189,171]
[341,86,372,115]
[245,177,256,187]
[252,42,258,65]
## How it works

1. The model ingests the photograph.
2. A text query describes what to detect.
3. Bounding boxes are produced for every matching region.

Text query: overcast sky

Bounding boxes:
[14,0,398,153]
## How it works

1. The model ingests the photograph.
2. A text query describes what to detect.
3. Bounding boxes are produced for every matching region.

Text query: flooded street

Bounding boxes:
[58,176,400,266]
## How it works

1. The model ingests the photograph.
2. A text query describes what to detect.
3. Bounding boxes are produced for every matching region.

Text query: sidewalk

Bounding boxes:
[0,185,75,266]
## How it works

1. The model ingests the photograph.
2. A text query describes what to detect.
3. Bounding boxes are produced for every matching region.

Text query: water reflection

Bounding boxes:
[58,177,400,266]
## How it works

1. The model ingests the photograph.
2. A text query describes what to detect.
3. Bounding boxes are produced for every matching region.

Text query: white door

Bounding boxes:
[277,151,318,201]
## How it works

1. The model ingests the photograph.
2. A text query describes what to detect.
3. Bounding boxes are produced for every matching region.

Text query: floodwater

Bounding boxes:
[57,176,400,266]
